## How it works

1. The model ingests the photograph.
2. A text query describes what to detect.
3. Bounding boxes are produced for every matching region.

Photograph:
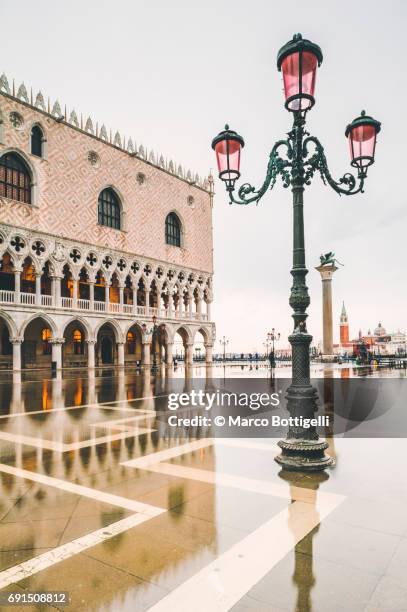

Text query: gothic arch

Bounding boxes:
[0,147,38,205]
[124,321,144,337]
[171,324,193,345]
[30,122,47,158]
[165,210,185,248]
[61,316,91,340]
[19,312,58,338]
[194,326,212,345]
[0,310,18,338]
[97,185,125,231]
[93,318,123,343]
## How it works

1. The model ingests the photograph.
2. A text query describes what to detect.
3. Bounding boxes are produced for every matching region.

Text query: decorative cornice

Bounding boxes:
[0,72,213,194]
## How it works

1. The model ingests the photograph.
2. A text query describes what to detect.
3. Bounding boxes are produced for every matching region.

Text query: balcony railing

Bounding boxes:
[61,296,73,309]
[77,298,90,310]
[0,290,15,303]
[20,292,36,305]
[0,290,210,322]
[41,295,52,307]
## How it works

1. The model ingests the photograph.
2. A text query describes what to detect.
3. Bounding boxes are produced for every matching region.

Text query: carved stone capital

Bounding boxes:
[49,337,65,345]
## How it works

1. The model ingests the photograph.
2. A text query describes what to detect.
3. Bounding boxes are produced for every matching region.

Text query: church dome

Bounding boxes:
[374,322,386,337]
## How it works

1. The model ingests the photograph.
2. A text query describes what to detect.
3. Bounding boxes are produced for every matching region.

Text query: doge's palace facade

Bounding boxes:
[0,74,215,371]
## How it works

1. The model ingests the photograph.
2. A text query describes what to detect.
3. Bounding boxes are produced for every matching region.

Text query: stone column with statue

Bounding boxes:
[315,252,342,361]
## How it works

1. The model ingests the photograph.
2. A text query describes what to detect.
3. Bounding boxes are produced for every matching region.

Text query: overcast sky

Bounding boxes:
[1,0,406,352]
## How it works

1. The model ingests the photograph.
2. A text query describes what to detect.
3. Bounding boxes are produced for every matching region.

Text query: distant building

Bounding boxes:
[334,304,406,356]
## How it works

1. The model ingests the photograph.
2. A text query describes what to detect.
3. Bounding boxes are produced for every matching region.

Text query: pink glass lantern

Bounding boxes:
[345,111,381,170]
[277,34,323,111]
[211,125,244,189]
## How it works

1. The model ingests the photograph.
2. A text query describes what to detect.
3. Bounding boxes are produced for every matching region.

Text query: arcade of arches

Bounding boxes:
[0,313,213,370]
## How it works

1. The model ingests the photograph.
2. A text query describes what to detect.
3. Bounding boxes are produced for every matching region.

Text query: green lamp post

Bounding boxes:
[212,33,381,471]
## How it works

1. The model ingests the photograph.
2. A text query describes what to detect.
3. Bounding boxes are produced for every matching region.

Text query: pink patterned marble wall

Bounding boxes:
[0,94,213,273]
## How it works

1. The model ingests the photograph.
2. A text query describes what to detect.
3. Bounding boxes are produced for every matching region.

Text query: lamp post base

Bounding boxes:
[275,380,333,472]
[275,439,333,472]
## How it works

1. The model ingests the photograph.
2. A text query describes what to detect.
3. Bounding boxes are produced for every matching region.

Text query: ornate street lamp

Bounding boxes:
[212,33,381,471]
[142,315,165,370]
[219,336,229,362]
[268,328,280,365]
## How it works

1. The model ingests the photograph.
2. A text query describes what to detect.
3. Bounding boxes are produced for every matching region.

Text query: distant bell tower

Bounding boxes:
[340,302,349,345]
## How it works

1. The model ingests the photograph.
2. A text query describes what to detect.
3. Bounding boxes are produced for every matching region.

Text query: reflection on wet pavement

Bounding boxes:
[0,364,405,611]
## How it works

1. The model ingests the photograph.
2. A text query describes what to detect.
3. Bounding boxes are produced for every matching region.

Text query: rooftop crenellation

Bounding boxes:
[0,72,212,193]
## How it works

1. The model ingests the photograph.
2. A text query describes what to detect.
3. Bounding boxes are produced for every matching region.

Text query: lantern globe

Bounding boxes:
[277,33,323,112]
[345,111,381,170]
[211,125,245,187]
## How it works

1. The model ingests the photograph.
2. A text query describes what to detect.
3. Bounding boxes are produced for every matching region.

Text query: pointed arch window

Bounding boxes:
[0,152,31,204]
[31,125,44,157]
[165,212,181,247]
[98,188,121,230]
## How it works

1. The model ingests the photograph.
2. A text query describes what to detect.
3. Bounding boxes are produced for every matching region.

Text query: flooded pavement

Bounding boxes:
[0,363,406,611]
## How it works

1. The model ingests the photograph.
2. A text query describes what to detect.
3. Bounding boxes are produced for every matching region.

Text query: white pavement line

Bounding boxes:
[121,438,342,506]
[122,438,215,469]
[0,464,163,517]
[0,428,154,452]
[92,410,156,429]
[0,394,166,420]
[146,496,344,612]
[143,462,344,505]
[0,511,164,591]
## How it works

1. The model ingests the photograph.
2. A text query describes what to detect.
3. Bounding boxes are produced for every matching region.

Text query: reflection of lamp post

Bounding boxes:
[219,336,229,362]
[212,33,381,471]
[278,468,329,610]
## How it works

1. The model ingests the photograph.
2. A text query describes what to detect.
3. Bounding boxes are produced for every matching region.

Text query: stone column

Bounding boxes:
[35,273,42,306]
[104,283,110,310]
[89,282,95,310]
[117,341,125,367]
[51,338,64,369]
[14,270,21,303]
[206,300,212,321]
[72,277,78,308]
[52,276,61,307]
[11,338,22,371]
[86,339,96,368]
[168,292,173,317]
[197,293,202,319]
[119,285,124,310]
[142,339,150,366]
[166,342,174,366]
[132,286,138,315]
[315,264,338,360]
[188,294,193,319]
[185,342,194,366]
[145,288,150,315]
[204,343,213,364]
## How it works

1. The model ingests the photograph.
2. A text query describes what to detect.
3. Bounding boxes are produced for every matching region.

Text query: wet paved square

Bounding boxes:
[0,364,405,611]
